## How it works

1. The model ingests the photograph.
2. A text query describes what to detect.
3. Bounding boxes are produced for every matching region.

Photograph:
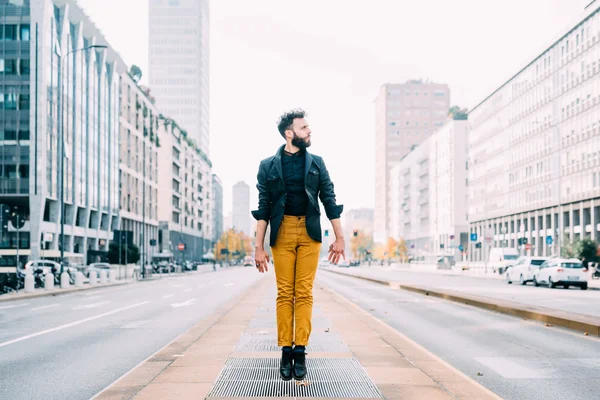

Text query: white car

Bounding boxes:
[85,262,111,278]
[21,259,61,275]
[533,258,588,290]
[505,256,549,285]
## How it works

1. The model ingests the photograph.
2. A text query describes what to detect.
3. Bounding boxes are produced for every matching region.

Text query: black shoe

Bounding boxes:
[280,346,293,381]
[292,345,307,381]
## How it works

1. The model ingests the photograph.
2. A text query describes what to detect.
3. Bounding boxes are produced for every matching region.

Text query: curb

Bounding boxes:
[0,280,134,303]
[323,268,600,337]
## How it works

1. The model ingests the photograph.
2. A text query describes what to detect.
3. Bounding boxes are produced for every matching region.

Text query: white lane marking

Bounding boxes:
[184,288,192,292]
[0,301,150,349]
[225,283,235,287]
[163,294,175,299]
[171,284,184,288]
[73,301,111,310]
[31,303,60,311]
[197,284,206,288]
[0,303,29,310]
[171,298,196,308]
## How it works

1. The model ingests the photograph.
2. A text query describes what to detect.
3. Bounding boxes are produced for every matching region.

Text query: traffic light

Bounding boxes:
[517,238,528,245]
[475,242,482,249]
[353,229,358,237]
[440,244,445,249]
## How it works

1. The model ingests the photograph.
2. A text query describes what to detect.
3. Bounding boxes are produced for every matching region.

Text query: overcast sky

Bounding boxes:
[79,0,590,218]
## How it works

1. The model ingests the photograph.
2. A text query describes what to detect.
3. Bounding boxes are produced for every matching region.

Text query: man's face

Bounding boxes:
[287,118,312,149]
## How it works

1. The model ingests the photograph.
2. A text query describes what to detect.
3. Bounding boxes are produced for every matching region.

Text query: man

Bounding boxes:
[252,109,345,381]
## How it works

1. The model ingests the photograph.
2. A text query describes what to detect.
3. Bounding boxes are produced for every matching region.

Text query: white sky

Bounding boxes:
[78,0,590,218]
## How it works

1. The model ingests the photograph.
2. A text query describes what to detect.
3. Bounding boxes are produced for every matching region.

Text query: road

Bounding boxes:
[327,265,600,318]
[0,267,264,400]
[317,270,600,400]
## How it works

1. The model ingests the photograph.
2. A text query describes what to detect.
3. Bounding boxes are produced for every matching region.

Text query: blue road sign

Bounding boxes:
[470,233,478,242]
[458,244,464,251]
[546,236,553,245]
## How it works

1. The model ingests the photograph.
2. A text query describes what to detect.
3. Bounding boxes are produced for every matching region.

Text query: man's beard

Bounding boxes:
[292,132,311,149]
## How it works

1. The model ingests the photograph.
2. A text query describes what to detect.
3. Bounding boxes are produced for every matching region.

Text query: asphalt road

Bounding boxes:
[0,266,264,400]
[317,270,600,400]
[327,265,600,318]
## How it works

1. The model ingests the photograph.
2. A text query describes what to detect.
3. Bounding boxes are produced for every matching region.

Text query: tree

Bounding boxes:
[214,229,252,262]
[350,230,373,260]
[130,65,142,82]
[560,235,577,258]
[386,237,397,259]
[448,105,468,120]
[107,242,141,264]
[397,238,408,262]
[575,238,599,266]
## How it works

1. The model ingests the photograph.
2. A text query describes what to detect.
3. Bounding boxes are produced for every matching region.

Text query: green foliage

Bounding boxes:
[575,238,599,263]
[108,242,141,264]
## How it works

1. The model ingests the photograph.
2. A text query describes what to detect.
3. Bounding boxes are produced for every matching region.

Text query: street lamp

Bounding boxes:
[58,44,107,285]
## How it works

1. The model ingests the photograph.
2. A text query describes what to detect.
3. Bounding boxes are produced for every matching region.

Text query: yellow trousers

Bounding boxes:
[271,215,321,347]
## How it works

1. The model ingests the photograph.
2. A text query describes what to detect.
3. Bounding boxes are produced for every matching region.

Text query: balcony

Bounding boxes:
[0,179,29,195]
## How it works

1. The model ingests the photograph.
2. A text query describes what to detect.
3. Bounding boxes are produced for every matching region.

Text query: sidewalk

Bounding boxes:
[95,275,501,400]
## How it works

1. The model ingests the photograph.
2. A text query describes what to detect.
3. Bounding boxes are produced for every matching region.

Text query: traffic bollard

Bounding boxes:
[24,273,34,293]
[99,270,107,284]
[89,270,98,285]
[108,270,117,282]
[60,272,70,289]
[45,273,54,290]
[75,271,84,287]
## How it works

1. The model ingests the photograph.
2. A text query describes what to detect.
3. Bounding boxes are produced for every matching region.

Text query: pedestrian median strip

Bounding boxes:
[94,275,502,400]
[323,268,600,338]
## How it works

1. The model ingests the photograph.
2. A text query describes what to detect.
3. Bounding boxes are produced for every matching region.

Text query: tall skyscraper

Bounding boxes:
[232,181,250,237]
[374,80,450,244]
[149,0,210,153]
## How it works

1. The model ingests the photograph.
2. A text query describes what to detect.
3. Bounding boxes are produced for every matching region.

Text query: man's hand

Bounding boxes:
[254,247,270,273]
[328,238,345,265]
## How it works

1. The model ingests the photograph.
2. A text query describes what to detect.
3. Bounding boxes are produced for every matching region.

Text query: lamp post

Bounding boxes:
[57,44,107,286]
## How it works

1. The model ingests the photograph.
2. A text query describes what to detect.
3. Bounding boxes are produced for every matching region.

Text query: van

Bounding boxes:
[488,247,519,273]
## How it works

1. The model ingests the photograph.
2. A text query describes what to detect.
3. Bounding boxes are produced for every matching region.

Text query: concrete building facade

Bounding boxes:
[148,0,210,153]
[0,0,126,267]
[118,74,161,265]
[156,119,212,262]
[211,173,223,243]
[374,80,450,244]
[232,181,250,237]
[390,119,469,260]
[468,2,600,261]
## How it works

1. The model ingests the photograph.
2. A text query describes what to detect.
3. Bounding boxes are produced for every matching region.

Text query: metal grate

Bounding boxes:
[234,331,350,353]
[208,358,383,398]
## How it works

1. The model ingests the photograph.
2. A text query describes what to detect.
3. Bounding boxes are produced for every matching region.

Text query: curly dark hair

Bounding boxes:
[277,109,306,138]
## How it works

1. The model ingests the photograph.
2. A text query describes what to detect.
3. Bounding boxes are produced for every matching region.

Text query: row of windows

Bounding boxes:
[0,59,30,75]
[0,24,29,41]
[0,93,29,110]
[0,164,29,178]
[152,78,197,85]
[0,129,30,140]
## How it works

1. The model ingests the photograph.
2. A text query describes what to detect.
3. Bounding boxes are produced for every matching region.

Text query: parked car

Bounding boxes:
[505,256,549,285]
[319,258,331,268]
[21,260,61,275]
[337,259,350,268]
[85,262,111,278]
[349,259,360,267]
[533,258,588,290]
[488,247,519,274]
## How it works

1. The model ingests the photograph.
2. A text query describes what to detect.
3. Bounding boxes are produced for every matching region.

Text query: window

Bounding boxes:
[19,165,29,178]
[1,25,17,40]
[1,59,17,74]
[172,195,180,208]
[433,90,446,97]
[172,162,180,176]
[1,130,16,140]
[4,93,17,110]
[18,94,29,110]
[18,130,29,140]
[172,179,180,193]
[19,24,30,41]
[389,122,396,126]
[19,59,29,75]
[172,212,179,224]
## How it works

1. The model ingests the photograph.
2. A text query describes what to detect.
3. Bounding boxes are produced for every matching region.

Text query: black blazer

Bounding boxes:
[251,145,343,247]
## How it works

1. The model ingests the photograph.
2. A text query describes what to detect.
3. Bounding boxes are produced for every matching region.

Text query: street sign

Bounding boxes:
[458,244,464,251]
[150,239,157,246]
[525,244,532,251]
[470,233,478,242]
[450,235,455,240]
[411,244,415,249]
[546,236,553,245]
[178,243,185,251]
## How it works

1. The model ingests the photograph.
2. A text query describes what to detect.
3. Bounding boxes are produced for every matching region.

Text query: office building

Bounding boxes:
[468,2,600,260]
[148,0,210,153]
[232,181,250,237]
[0,0,126,266]
[374,80,450,244]
[156,118,212,262]
[390,119,469,259]
[212,173,223,243]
